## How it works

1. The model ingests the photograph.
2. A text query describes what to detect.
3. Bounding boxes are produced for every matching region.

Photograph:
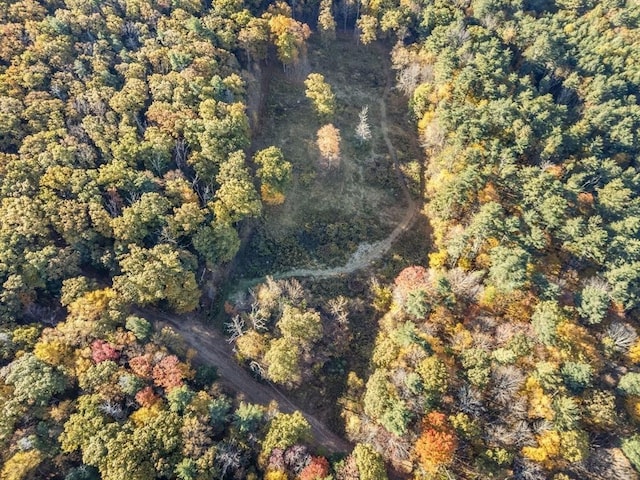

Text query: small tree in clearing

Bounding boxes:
[355,106,371,143]
[317,124,341,170]
[305,73,336,119]
[317,0,336,43]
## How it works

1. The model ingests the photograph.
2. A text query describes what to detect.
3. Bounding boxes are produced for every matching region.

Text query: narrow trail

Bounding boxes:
[231,71,420,296]
[138,307,352,454]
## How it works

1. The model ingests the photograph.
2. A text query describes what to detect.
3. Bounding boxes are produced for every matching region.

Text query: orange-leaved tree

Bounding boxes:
[414,411,457,474]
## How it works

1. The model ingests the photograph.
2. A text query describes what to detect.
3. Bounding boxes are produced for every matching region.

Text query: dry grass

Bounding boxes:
[243,34,421,275]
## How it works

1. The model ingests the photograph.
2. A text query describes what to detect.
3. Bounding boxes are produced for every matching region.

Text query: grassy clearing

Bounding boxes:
[238,34,422,277]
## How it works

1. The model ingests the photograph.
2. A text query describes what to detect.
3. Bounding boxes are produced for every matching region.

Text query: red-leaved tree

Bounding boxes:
[298,456,330,480]
[91,340,119,363]
[152,355,185,390]
[135,386,158,407]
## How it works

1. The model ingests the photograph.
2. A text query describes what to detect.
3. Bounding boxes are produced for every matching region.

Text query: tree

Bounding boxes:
[264,338,301,386]
[316,124,341,169]
[113,244,201,313]
[267,9,311,67]
[622,435,640,472]
[584,390,618,429]
[212,151,262,223]
[192,222,241,265]
[253,146,292,205]
[91,340,120,363]
[352,443,387,480]
[416,355,449,404]
[152,355,189,391]
[488,245,530,292]
[299,456,330,480]
[619,373,640,396]
[531,301,565,346]
[239,17,270,62]
[233,402,265,436]
[317,0,336,43]
[0,450,43,480]
[404,289,431,319]
[414,412,457,474]
[304,73,336,119]
[277,305,323,346]
[261,411,311,460]
[357,15,378,44]
[355,106,371,143]
[560,361,593,393]
[125,316,152,341]
[577,278,610,324]
[5,353,67,406]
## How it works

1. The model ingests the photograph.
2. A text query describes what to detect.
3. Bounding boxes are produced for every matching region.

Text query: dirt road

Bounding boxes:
[139,307,352,454]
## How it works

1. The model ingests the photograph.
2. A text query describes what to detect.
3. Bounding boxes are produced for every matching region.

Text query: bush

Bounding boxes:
[619,373,640,396]
[622,435,640,472]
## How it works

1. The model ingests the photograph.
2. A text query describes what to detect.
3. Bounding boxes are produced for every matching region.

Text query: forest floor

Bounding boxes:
[230,63,421,296]
[236,33,424,277]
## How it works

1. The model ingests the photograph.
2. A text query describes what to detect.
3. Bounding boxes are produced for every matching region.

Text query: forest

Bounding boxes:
[0,0,639,478]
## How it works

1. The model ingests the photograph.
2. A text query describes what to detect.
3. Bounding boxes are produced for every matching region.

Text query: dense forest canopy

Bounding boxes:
[2,0,640,478]
[0,0,370,478]
[337,0,640,478]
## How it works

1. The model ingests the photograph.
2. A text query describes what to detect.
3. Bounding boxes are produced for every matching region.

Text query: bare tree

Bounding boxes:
[225,315,245,344]
[606,322,637,353]
[355,105,371,143]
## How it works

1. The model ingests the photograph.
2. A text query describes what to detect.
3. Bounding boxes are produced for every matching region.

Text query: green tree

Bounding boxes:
[404,289,431,319]
[5,353,67,406]
[560,361,593,393]
[577,279,610,324]
[211,151,262,223]
[304,73,336,119]
[261,411,311,459]
[113,244,201,313]
[416,355,449,404]
[232,402,265,436]
[125,316,152,341]
[352,443,388,480]
[192,222,241,265]
[253,146,292,205]
[277,305,323,346]
[622,435,640,472]
[488,245,530,292]
[531,301,565,346]
[264,338,301,386]
[618,373,640,396]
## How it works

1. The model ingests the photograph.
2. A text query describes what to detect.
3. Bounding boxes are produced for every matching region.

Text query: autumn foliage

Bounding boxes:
[394,266,429,292]
[414,412,457,473]
[135,386,159,407]
[298,456,330,480]
[152,355,187,390]
[91,340,120,363]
